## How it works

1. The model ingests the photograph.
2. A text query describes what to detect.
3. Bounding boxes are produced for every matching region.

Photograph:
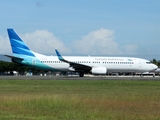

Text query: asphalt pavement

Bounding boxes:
[0,75,160,80]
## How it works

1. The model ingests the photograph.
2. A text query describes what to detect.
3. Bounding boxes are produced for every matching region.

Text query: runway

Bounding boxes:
[0,75,160,80]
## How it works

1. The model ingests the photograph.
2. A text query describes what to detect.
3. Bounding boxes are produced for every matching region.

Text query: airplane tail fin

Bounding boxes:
[7,29,35,57]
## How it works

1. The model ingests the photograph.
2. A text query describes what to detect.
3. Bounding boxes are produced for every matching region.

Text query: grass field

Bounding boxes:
[0,79,160,120]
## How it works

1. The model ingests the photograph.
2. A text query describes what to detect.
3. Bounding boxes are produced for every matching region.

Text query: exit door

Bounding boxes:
[32,59,36,65]
[139,62,142,68]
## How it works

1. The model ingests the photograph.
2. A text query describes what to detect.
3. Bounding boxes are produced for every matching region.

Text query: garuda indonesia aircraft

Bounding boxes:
[5,29,157,77]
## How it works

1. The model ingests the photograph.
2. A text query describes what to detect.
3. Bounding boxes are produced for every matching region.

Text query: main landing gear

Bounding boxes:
[79,72,84,77]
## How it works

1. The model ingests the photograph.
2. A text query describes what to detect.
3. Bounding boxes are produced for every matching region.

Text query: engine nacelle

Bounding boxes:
[155,68,160,73]
[91,66,107,75]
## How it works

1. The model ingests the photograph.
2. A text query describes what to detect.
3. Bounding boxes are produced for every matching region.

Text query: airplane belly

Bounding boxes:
[49,63,69,70]
[107,64,134,72]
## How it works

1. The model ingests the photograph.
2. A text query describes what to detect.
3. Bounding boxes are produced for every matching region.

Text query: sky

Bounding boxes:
[0,0,160,60]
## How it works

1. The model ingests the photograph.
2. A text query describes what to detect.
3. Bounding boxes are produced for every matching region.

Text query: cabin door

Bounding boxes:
[139,62,142,68]
[32,59,36,65]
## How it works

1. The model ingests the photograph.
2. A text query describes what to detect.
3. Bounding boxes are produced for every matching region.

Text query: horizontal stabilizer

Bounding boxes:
[4,55,24,61]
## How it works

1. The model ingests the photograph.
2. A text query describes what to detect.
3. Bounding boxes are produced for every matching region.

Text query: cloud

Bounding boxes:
[72,28,139,55]
[73,28,122,55]
[121,44,138,55]
[22,30,70,55]
[0,28,138,56]
[0,35,11,54]
[0,30,70,55]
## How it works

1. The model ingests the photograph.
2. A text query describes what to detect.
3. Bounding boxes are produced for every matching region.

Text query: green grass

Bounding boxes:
[0,80,160,120]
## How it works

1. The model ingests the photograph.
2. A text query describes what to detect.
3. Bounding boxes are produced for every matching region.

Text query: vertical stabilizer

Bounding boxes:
[7,29,35,57]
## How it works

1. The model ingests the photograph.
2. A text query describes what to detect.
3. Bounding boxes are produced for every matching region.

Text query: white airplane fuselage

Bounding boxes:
[16,52,157,74]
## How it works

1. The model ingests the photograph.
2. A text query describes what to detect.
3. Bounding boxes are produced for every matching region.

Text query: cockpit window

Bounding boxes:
[146,62,151,64]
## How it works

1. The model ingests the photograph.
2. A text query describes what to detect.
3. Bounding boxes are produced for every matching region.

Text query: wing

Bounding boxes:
[55,49,91,72]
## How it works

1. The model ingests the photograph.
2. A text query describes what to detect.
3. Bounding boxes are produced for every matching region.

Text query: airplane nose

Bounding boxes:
[149,64,158,72]
[153,64,158,70]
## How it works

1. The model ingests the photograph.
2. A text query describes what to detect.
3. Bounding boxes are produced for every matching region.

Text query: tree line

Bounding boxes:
[151,59,160,67]
[0,61,42,75]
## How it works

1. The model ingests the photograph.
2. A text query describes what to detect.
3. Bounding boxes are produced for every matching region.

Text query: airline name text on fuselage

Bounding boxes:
[95,58,125,61]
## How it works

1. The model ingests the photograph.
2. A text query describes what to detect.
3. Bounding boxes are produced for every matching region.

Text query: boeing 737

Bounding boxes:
[5,29,158,77]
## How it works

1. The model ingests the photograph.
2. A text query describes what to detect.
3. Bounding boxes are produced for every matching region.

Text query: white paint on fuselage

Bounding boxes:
[33,52,157,73]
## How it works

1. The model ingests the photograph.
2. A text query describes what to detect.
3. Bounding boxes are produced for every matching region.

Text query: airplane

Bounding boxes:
[5,29,158,77]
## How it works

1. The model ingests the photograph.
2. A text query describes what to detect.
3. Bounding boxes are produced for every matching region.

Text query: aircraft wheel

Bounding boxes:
[140,74,143,77]
[79,72,84,77]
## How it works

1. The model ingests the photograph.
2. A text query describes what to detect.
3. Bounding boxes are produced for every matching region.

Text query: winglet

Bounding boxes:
[55,49,65,61]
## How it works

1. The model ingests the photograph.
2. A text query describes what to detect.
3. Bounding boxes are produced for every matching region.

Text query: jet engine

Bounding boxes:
[91,66,107,74]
